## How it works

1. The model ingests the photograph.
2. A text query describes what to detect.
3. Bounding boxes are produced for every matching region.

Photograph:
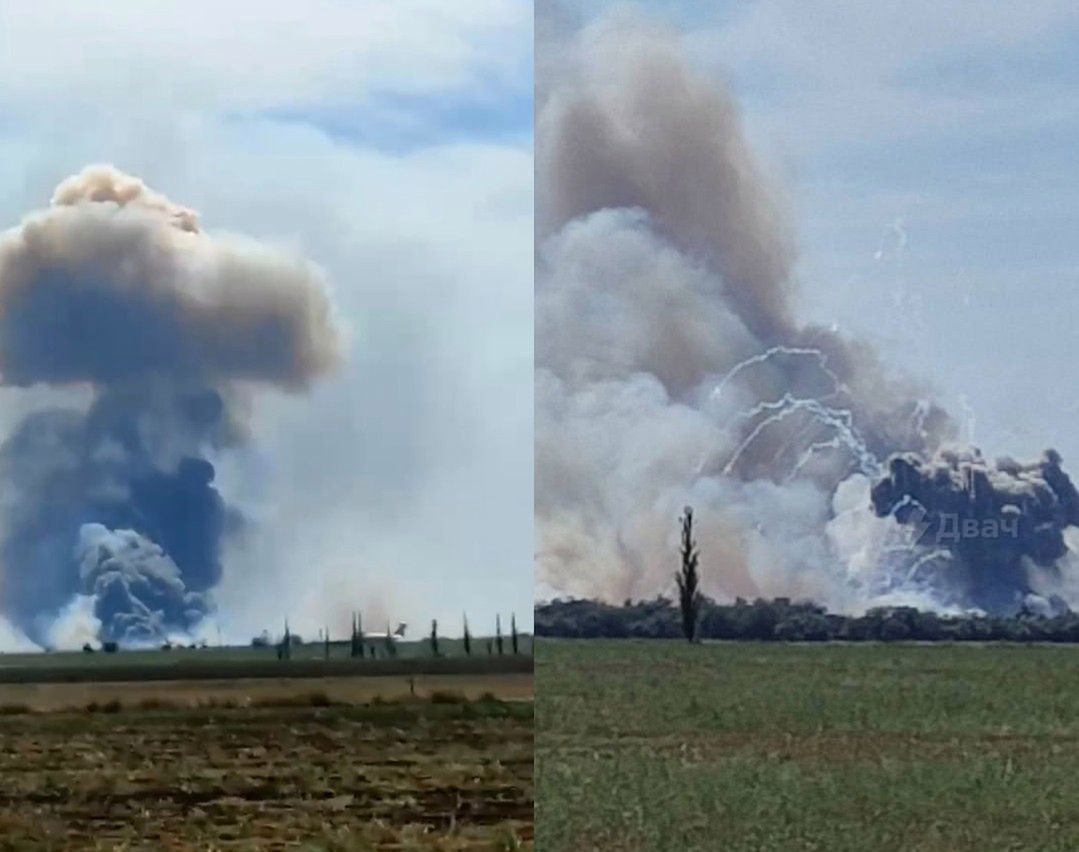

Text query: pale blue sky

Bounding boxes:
[0,0,534,640]
[254,85,534,152]
[554,0,1079,469]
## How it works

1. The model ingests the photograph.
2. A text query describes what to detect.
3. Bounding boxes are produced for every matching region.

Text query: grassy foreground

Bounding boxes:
[536,640,1079,851]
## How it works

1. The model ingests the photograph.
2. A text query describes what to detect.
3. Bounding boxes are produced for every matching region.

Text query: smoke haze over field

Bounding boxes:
[0,166,342,645]
[535,8,1079,615]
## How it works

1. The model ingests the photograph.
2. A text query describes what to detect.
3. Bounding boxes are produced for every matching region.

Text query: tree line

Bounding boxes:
[536,506,1079,643]
[261,612,525,660]
[536,595,1079,642]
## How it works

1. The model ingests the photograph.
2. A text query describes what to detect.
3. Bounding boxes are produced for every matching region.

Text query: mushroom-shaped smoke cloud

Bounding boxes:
[0,165,343,646]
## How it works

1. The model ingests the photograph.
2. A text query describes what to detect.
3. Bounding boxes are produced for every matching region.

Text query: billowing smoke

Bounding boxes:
[0,165,342,646]
[535,11,1077,614]
[76,524,206,644]
[871,449,1079,613]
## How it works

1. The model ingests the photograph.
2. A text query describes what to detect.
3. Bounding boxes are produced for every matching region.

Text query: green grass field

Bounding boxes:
[536,640,1079,851]
[0,635,534,683]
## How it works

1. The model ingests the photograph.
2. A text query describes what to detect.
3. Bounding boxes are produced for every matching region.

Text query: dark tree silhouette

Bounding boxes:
[676,506,703,642]
[278,620,291,660]
[384,622,396,657]
[350,611,365,659]
[430,619,440,657]
[535,596,1079,644]
[511,613,519,655]
[463,613,472,656]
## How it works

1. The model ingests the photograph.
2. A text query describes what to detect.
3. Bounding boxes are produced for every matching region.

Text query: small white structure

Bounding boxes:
[365,623,408,643]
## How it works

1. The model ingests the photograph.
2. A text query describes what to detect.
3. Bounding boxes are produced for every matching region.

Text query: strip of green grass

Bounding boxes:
[536,640,1079,851]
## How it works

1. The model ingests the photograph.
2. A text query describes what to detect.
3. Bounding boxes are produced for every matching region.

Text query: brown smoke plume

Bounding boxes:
[0,164,342,389]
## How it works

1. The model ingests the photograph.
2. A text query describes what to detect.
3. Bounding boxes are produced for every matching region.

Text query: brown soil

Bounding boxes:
[0,698,533,850]
[0,672,533,713]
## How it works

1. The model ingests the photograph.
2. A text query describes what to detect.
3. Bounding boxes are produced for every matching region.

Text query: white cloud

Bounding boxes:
[0,0,530,114]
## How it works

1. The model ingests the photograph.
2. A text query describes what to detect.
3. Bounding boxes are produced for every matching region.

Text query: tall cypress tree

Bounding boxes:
[676,506,703,643]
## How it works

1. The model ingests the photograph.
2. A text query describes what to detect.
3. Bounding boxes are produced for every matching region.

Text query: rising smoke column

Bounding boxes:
[535,10,972,609]
[535,10,1079,614]
[0,165,342,645]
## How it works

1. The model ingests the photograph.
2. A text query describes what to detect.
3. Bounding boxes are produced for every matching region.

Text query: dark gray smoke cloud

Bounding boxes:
[76,524,209,644]
[0,165,342,646]
[536,11,999,610]
[871,448,1079,613]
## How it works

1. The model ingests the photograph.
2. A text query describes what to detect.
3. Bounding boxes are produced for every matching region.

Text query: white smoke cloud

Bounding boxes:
[0,616,37,652]
[536,12,965,611]
[45,594,102,652]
